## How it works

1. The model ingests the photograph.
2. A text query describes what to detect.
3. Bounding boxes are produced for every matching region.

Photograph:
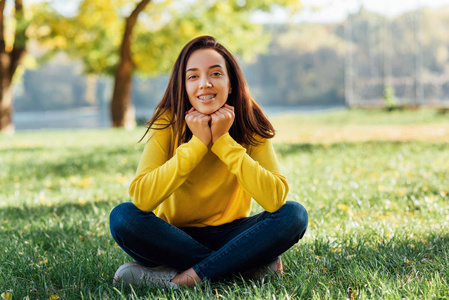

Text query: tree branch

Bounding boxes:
[120,0,151,66]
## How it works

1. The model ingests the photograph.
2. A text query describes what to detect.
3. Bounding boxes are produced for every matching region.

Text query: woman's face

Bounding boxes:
[185,49,231,115]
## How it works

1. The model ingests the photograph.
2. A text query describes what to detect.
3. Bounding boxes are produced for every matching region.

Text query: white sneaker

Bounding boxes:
[113,262,179,289]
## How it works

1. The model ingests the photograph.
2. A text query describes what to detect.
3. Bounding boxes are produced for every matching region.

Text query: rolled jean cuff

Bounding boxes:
[192,265,206,281]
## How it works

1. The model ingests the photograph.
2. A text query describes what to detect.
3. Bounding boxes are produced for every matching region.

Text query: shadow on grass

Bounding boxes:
[274,142,363,157]
[0,198,117,221]
[1,198,448,299]
[3,145,140,179]
[0,146,46,153]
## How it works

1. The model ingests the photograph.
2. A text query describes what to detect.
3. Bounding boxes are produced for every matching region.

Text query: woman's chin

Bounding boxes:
[196,107,219,115]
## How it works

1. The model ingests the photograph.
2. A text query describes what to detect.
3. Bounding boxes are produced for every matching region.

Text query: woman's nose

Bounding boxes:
[200,78,212,89]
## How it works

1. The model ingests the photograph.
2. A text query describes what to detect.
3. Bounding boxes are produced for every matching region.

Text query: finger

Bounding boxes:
[199,114,211,124]
[224,104,235,111]
[213,110,225,118]
[186,107,195,114]
[210,112,221,123]
[213,111,230,123]
[192,113,210,122]
[218,107,234,118]
[188,111,205,119]
[221,108,234,118]
[217,108,233,119]
[223,105,235,114]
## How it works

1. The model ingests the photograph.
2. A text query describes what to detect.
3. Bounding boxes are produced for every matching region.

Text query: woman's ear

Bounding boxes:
[229,87,232,94]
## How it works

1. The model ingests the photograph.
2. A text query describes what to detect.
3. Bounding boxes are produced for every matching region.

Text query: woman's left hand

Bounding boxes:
[210,104,235,143]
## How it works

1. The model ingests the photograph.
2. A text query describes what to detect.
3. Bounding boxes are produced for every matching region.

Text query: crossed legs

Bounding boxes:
[110,201,308,286]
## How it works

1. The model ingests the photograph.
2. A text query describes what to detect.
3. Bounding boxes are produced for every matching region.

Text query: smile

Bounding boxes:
[198,94,216,102]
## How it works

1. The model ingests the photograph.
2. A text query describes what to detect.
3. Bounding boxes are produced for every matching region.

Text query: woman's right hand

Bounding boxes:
[185,108,212,146]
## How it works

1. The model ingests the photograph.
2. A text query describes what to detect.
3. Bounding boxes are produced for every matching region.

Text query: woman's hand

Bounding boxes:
[210,104,235,143]
[185,107,212,146]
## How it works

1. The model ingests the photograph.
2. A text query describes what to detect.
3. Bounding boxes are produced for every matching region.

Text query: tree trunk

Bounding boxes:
[0,0,12,133]
[0,53,14,133]
[0,0,27,134]
[110,0,151,128]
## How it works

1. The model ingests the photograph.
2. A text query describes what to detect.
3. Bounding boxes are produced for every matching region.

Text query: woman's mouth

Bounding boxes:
[198,94,216,103]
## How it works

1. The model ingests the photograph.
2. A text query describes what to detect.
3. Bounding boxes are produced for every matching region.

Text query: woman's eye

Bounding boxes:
[187,75,197,80]
[212,72,222,76]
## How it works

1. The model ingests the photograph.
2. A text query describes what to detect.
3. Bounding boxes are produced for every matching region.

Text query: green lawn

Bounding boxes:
[1,109,448,299]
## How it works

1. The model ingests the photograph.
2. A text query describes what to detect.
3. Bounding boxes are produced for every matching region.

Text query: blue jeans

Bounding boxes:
[109,201,308,281]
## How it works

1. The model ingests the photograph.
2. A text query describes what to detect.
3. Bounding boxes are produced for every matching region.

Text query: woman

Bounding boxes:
[109,35,308,289]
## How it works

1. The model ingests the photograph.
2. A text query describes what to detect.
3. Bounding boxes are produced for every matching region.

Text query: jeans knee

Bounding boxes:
[109,202,136,240]
[281,201,308,236]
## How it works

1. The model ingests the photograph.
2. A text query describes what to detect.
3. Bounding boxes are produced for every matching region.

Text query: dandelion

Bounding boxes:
[79,178,91,188]
[114,174,130,184]
[337,204,350,211]
[404,257,414,264]
[397,189,406,196]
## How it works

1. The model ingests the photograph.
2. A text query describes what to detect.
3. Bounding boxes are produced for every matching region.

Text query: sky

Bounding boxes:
[13,0,449,23]
[252,0,449,23]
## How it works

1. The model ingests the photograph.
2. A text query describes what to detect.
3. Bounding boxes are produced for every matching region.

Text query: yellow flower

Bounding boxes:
[1,292,13,300]
[79,178,91,188]
[337,204,350,211]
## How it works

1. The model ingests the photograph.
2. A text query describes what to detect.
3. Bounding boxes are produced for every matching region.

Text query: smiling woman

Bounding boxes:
[185,49,232,115]
[139,35,276,148]
[109,35,308,290]
[183,48,234,144]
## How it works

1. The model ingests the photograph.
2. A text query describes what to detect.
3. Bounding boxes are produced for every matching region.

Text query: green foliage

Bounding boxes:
[1,109,448,298]
[13,8,29,48]
[383,85,398,110]
[17,5,449,110]
[32,0,303,76]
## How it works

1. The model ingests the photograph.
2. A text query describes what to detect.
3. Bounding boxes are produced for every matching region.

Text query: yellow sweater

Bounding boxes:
[129,111,289,227]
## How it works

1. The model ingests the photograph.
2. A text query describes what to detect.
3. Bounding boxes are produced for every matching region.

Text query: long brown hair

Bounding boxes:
[140,35,275,146]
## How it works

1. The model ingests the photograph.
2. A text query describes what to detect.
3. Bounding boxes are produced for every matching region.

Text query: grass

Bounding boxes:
[1,108,448,299]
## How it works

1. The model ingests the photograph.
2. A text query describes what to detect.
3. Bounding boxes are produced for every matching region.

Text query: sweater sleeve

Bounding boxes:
[129,123,208,212]
[211,133,289,212]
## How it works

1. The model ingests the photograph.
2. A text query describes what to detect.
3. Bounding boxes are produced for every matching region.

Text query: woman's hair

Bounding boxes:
[140,35,275,146]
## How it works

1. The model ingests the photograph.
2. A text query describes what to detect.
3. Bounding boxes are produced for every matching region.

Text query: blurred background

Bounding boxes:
[1,0,449,132]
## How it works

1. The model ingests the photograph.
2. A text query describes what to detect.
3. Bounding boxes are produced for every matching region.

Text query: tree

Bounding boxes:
[0,0,27,133]
[111,0,150,128]
[40,0,303,128]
